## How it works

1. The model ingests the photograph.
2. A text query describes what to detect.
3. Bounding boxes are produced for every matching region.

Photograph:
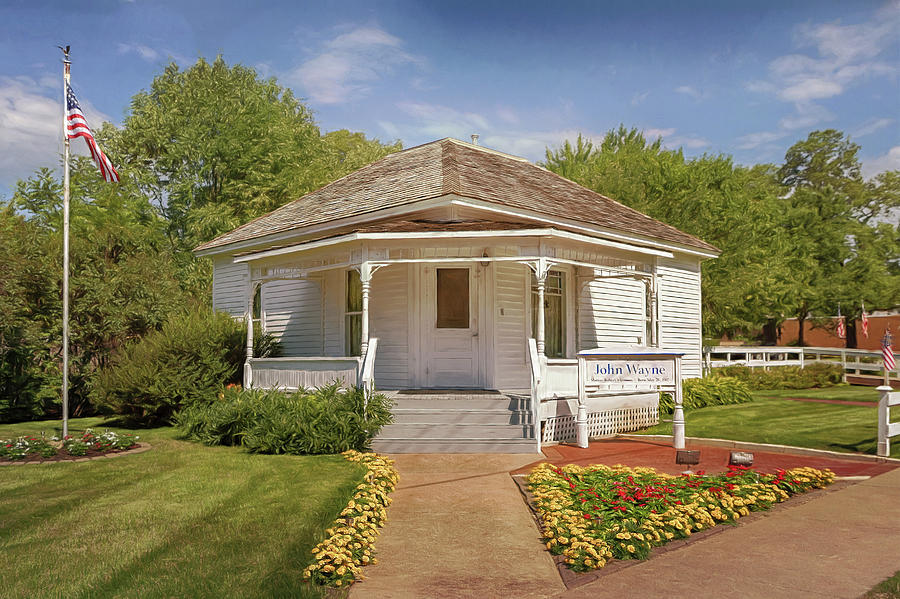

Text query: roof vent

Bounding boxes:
[470,134,479,146]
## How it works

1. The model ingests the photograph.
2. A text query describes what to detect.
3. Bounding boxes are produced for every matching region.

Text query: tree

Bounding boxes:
[544,126,796,337]
[106,57,399,263]
[777,130,900,347]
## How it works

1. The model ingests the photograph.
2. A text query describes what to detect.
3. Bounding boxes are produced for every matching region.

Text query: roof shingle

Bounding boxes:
[194,138,718,254]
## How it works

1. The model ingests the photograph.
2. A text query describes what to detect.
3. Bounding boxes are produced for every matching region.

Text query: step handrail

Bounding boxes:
[527,338,543,453]
[359,337,379,411]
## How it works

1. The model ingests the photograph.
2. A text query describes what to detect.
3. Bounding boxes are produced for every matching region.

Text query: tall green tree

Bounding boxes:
[777,130,900,346]
[544,126,796,337]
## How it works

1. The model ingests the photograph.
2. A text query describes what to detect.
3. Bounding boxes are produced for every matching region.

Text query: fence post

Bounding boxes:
[877,385,892,457]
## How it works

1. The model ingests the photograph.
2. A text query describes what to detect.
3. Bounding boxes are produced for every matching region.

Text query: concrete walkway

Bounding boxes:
[351,445,900,599]
[349,454,565,599]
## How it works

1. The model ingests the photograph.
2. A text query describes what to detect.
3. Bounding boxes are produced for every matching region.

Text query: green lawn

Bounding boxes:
[0,417,365,599]
[759,385,889,402]
[637,390,900,459]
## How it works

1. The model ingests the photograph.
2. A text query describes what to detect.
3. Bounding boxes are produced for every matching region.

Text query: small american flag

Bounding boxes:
[884,330,896,372]
[861,303,869,339]
[66,83,119,183]
[836,306,845,340]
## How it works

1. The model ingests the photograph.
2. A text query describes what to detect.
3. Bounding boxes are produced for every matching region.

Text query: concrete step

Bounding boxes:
[390,408,532,425]
[388,397,530,411]
[379,422,533,439]
[370,438,539,454]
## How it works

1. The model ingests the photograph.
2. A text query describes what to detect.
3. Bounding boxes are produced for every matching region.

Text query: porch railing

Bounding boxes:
[703,345,897,380]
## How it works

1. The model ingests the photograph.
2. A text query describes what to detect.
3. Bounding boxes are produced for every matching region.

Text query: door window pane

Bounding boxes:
[436,268,469,328]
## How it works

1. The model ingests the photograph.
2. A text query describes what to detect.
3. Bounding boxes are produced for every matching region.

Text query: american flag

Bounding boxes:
[861,303,869,339]
[66,83,119,183]
[884,330,896,372]
[836,306,845,340]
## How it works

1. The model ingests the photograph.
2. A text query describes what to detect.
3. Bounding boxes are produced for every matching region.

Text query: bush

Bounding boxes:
[659,376,753,414]
[712,363,843,390]
[90,307,279,426]
[175,383,393,454]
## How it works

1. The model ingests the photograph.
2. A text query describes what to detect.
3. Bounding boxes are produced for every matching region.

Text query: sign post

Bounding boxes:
[577,347,685,449]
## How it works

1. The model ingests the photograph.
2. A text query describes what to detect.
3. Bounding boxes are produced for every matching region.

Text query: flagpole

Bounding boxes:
[61,46,71,438]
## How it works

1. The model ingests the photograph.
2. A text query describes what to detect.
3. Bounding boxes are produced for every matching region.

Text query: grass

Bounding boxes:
[863,569,900,598]
[637,389,900,458]
[759,385,888,402]
[0,417,366,599]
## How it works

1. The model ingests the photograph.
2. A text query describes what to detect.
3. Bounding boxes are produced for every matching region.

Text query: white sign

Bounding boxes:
[585,359,676,385]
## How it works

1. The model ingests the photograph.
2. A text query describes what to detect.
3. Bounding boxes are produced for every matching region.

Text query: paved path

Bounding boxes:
[349,454,565,599]
[352,443,900,599]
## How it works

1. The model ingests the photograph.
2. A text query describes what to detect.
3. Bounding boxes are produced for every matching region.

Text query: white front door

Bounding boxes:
[421,265,480,388]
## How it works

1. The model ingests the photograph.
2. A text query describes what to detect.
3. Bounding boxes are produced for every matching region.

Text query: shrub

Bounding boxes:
[712,363,843,390]
[90,307,279,426]
[175,383,393,455]
[659,376,752,414]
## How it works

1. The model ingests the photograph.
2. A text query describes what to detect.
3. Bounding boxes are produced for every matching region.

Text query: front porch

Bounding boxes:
[235,224,681,450]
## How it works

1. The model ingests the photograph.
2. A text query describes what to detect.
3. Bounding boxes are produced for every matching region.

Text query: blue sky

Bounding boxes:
[1,0,898,198]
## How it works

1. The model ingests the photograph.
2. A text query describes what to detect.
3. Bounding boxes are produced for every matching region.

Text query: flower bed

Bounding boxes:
[528,463,834,572]
[0,429,139,462]
[303,451,399,588]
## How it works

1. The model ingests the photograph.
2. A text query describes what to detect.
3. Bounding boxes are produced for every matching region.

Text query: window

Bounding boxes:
[531,270,566,358]
[436,268,469,328]
[345,270,362,356]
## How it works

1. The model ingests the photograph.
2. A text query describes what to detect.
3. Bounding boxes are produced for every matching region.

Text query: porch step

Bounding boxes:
[374,391,538,453]
[390,408,532,425]
[370,438,538,454]
[388,397,530,411]
[378,422,533,439]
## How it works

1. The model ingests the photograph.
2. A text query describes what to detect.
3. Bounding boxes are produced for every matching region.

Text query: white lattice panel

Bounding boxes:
[542,406,659,443]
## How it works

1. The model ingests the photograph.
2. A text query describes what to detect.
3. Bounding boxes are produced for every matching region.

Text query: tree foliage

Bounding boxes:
[544,126,900,342]
[4,56,400,420]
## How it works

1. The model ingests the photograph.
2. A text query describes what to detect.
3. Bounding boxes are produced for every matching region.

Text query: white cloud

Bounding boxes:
[288,25,423,105]
[736,131,786,150]
[746,7,899,130]
[495,106,520,125]
[117,43,160,62]
[0,77,113,190]
[642,127,676,140]
[778,102,834,130]
[862,145,900,179]
[853,117,896,138]
[667,136,711,150]
[674,85,703,100]
[396,102,490,140]
[630,91,649,106]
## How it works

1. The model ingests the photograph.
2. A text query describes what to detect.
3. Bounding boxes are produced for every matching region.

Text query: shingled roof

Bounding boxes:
[194,138,718,254]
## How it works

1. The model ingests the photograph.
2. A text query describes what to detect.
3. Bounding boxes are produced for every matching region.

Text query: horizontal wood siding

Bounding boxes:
[212,257,249,317]
[579,274,646,349]
[658,257,702,378]
[261,279,323,356]
[371,264,410,389]
[493,262,529,389]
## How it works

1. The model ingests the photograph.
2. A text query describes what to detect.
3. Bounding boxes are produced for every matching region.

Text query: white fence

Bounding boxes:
[703,345,897,380]
[877,386,899,457]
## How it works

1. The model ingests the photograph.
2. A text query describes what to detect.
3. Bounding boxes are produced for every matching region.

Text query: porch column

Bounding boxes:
[244,282,257,388]
[645,276,660,347]
[360,262,372,356]
[536,274,546,356]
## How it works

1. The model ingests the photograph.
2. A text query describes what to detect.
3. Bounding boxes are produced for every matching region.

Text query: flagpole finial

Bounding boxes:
[58,44,70,63]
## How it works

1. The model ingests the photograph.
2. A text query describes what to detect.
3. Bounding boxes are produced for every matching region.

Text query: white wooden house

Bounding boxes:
[194,138,719,452]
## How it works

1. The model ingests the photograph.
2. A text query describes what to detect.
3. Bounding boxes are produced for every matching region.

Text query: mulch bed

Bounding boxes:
[511,471,852,590]
[0,442,151,465]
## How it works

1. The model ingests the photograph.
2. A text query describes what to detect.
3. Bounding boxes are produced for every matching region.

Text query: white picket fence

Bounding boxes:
[703,345,897,381]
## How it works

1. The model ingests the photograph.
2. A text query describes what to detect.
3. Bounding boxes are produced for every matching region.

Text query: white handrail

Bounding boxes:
[527,338,543,453]
[359,337,379,409]
[877,386,900,457]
